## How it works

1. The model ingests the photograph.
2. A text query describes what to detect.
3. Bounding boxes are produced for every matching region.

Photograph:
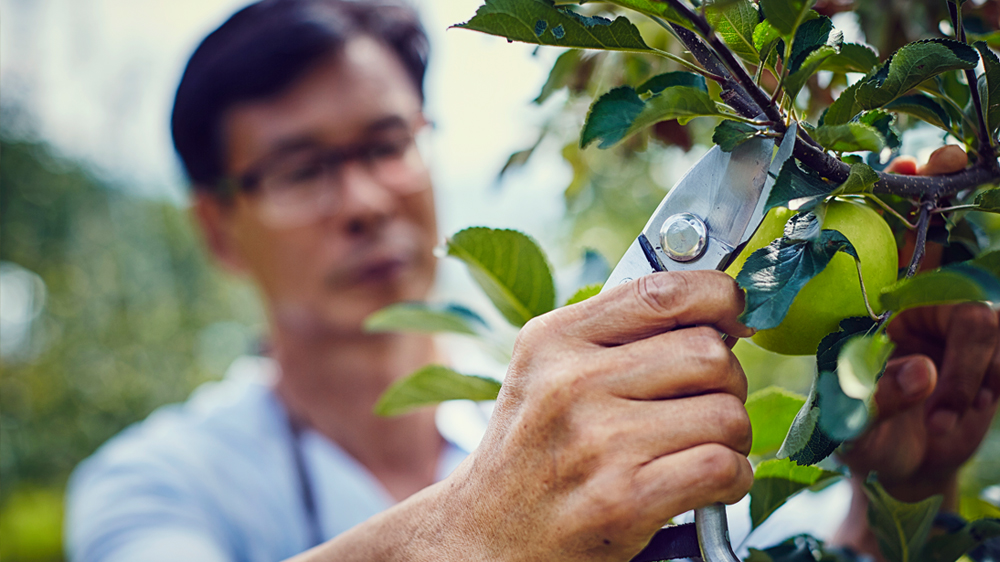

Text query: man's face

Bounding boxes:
[212,37,437,336]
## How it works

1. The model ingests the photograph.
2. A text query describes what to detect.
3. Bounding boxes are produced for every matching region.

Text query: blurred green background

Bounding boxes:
[0,119,266,560]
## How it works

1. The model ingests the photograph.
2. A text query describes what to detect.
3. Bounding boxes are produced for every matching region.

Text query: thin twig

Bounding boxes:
[932,204,980,214]
[905,199,936,279]
[863,194,917,229]
[649,47,727,81]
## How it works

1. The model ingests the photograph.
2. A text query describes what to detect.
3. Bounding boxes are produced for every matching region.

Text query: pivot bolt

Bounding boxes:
[660,212,708,262]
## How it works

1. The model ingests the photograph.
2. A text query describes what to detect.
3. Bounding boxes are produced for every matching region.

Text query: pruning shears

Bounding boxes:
[604,123,798,562]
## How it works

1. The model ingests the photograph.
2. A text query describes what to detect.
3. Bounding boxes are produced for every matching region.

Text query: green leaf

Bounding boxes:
[713,120,759,152]
[883,94,952,131]
[778,316,877,465]
[580,85,718,148]
[600,0,691,28]
[374,365,502,416]
[820,42,880,74]
[749,458,840,528]
[364,302,488,336]
[976,188,1000,212]
[454,0,654,53]
[765,159,836,213]
[816,369,869,441]
[814,122,885,152]
[777,373,841,465]
[707,0,761,64]
[446,227,555,327]
[859,110,901,150]
[783,20,842,100]
[637,71,708,94]
[974,42,1000,135]
[759,0,816,37]
[879,262,1000,313]
[864,479,942,562]
[746,386,807,456]
[839,163,879,194]
[787,17,840,75]
[563,283,602,306]
[753,20,782,61]
[918,518,1000,562]
[736,229,859,330]
[535,49,583,104]
[824,80,863,126]
[856,39,980,110]
[836,333,894,402]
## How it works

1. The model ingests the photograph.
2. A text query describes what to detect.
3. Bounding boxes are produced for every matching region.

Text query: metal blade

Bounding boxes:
[602,135,775,295]
[738,121,798,246]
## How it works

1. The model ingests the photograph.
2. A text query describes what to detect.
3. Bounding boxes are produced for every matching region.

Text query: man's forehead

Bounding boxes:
[222,37,421,172]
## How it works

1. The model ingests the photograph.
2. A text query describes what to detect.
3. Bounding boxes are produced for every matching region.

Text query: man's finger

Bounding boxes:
[634,443,753,525]
[885,156,918,175]
[917,145,967,176]
[563,271,753,346]
[927,303,999,421]
[873,355,937,419]
[600,326,747,402]
[608,392,753,458]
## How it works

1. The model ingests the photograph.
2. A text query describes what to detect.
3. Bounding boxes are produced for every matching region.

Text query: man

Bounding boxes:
[66,0,999,561]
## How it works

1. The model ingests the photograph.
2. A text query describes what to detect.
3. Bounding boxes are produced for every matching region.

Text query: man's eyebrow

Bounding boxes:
[265,116,410,156]
[364,115,409,134]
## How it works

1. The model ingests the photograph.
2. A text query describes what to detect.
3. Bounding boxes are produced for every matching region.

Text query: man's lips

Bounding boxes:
[353,255,411,284]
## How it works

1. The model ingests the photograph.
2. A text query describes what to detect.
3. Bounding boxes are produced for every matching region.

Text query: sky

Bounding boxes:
[0,0,571,249]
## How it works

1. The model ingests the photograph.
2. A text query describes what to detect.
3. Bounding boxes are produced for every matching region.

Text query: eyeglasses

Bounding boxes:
[229,118,429,228]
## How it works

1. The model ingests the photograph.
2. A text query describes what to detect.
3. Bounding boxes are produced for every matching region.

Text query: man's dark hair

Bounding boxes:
[171,0,429,191]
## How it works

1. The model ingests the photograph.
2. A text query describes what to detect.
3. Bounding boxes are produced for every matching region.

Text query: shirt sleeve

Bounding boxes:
[65,448,233,562]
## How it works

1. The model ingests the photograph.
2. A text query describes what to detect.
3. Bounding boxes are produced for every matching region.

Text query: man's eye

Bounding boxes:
[281,162,326,184]
[366,138,409,160]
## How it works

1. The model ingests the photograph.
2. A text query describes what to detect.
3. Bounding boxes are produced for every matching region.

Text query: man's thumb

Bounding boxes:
[874,355,937,418]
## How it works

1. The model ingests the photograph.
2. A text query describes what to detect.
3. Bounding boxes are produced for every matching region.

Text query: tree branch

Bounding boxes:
[947,1,998,168]
[657,0,1000,198]
[660,0,784,125]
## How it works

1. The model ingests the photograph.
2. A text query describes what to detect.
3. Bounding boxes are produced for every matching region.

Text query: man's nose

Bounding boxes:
[331,162,397,233]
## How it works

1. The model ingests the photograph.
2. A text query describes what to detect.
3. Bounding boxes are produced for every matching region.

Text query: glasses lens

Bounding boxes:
[256,153,338,228]
[365,129,427,195]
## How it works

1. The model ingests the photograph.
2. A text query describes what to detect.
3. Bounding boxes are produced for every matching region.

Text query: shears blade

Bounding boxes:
[602,123,797,292]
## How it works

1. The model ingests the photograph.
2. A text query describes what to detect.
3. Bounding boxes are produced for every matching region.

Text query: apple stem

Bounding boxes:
[854,258,880,322]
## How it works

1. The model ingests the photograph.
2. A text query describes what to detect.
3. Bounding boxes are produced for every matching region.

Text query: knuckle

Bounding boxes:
[689,327,729,365]
[716,397,753,454]
[634,273,687,317]
[697,444,745,487]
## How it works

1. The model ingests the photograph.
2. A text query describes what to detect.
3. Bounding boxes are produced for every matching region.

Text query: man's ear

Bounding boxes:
[192,190,247,274]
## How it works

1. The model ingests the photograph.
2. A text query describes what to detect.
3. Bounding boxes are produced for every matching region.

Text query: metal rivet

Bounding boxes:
[659,212,708,262]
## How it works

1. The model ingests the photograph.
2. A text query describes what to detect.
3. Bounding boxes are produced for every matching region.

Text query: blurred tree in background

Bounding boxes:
[0,111,264,561]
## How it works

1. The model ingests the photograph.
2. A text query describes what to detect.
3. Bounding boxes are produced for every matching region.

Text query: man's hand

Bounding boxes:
[296,270,756,562]
[832,144,999,558]
[448,270,755,561]
[842,304,1000,504]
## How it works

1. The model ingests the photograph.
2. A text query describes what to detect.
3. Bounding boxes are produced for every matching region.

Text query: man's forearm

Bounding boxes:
[286,476,477,562]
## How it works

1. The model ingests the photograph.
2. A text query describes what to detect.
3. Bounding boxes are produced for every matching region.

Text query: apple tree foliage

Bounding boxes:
[373,1,1000,560]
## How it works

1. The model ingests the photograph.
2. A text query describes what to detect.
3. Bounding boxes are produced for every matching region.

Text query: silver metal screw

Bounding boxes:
[659,212,708,262]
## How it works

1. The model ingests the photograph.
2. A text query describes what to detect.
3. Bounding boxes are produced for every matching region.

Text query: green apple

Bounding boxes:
[725,200,898,355]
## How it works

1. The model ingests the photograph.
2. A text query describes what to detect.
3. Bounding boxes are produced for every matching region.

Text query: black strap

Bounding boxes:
[289,418,324,548]
[631,523,702,562]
